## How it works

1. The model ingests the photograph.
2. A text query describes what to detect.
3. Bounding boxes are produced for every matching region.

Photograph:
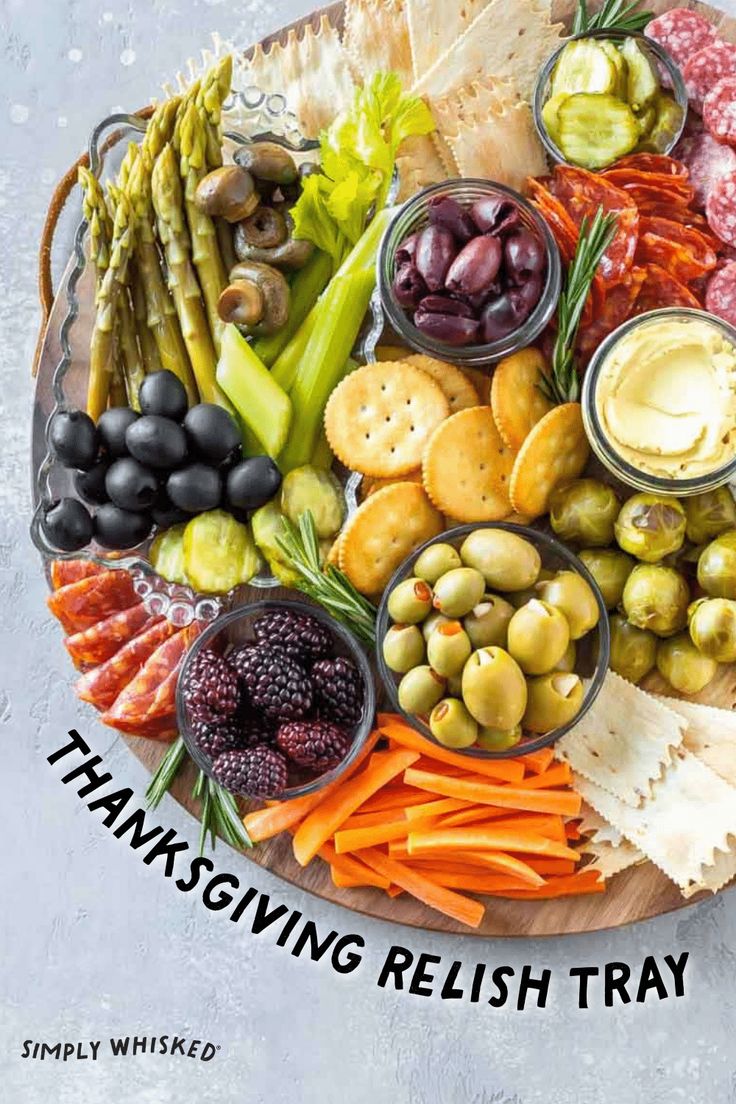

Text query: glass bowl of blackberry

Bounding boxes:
[176,600,376,801]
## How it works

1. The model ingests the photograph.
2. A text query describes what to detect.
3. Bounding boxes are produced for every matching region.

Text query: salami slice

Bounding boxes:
[76,617,176,711]
[683,42,736,113]
[50,560,104,590]
[632,263,701,314]
[678,133,736,210]
[706,168,736,247]
[646,9,717,69]
[638,215,717,270]
[705,261,736,325]
[577,266,647,361]
[550,166,639,281]
[704,76,736,148]
[607,153,688,178]
[527,177,578,263]
[47,570,139,634]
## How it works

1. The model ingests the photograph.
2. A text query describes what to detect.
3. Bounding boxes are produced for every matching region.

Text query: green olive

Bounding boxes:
[426,620,472,677]
[429,698,478,749]
[507,598,571,675]
[656,632,718,694]
[461,646,527,729]
[554,640,577,672]
[537,571,599,640]
[397,666,446,714]
[578,549,634,610]
[387,577,434,623]
[609,614,657,684]
[614,493,686,563]
[507,569,554,609]
[697,531,736,599]
[523,672,584,734]
[463,594,515,648]
[459,528,541,591]
[477,724,522,751]
[549,478,619,546]
[422,611,451,642]
[382,624,425,673]
[447,673,463,697]
[684,488,736,545]
[688,598,736,663]
[432,567,486,617]
[414,542,462,584]
[622,564,689,637]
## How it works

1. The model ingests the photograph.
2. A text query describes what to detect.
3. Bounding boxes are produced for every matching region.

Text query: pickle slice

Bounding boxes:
[542,92,570,147]
[182,509,261,594]
[550,39,618,97]
[634,102,657,138]
[600,40,628,100]
[620,37,658,112]
[557,92,639,169]
[150,524,189,586]
[638,92,685,153]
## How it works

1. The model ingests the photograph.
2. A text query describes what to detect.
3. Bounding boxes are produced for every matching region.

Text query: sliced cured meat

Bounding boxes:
[50,560,104,590]
[577,266,647,361]
[705,261,736,325]
[607,153,687,178]
[550,166,638,281]
[645,9,717,69]
[603,168,693,199]
[638,215,717,270]
[631,263,701,314]
[704,75,736,148]
[678,132,736,210]
[65,603,157,669]
[47,570,139,635]
[527,177,578,263]
[684,42,736,113]
[616,181,694,213]
[706,168,736,247]
[635,231,715,282]
[76,617,177,711]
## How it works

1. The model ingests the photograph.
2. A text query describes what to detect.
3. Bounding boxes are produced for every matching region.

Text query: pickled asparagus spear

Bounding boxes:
[196,55,232,169]
[108,180,146,406]
[87,192,135,420]
[78,166,112,300]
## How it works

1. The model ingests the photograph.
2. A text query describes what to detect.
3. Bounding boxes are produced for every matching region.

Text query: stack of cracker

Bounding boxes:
[557,672,736,898]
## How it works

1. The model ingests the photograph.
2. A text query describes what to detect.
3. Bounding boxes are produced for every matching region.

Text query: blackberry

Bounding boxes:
[311,656,364,726]
[182,649,240,724]
[213,745,288,798]
[229,643,312,721]
[192,718,245,759]
[253,608,332,662]
[277,720,351,771]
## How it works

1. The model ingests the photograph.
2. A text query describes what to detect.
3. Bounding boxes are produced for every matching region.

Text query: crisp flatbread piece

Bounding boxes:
[578,804,623,845]
[653,695,736,787]
[431,77,547,192]
[579,837,644,879]
[555,671,685,807]
[243,15,355,137]
[343,0,414,85]
[411,0,564,103]
[405,0,491,79]
[395,133,448,202]
[574,754,736,893]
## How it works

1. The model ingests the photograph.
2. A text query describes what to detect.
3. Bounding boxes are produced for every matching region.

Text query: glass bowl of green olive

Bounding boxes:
[375,522,610,759]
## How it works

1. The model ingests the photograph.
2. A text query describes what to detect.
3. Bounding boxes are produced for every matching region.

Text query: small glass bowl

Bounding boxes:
[375,522,610,759]
[532,29,688,167]
[176,600,376,801]
[377,178,561,367]
[581,308,736,497]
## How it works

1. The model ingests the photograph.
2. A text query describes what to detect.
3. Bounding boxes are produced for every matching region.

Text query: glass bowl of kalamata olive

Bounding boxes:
[378,179,561,367]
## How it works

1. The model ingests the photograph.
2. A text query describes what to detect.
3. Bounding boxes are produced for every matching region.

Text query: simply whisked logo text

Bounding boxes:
[21,1035,219,1062]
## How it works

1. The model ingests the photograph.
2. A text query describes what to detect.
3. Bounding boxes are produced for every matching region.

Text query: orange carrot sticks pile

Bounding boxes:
[242,714,604,929]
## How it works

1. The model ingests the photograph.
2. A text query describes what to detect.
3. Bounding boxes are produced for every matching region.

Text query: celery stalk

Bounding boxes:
[252,250,332,367]
[216,324,292,458]
[271,301,319,392]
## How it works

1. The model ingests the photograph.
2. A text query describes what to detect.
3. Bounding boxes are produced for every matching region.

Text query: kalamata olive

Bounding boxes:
[396,232,418,267]
[504,229,546,284]
[509,277,543,322]
[393,263,427,308]
[414,225,456,292]
[470,195,507,233]
[495,205,523,236]
[479,293,523,343]
[417,295,475,318]
[445,235,502,296]
[427,195,475,242]
[413,307,480,346]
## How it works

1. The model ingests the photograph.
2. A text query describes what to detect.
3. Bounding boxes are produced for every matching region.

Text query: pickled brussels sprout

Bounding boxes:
[463,594,515,649]
[578,548,634,610]
[614,494,686,563]
[426,621,472,677]
[697,531,736,599]
[477,724,522,752]
[387,577,434,623]
[460,528,541,591]
[688,598,736,663]
[429,698,478,749]
[609,613,657,684]
[414,542,462,584]
[461,646,527,729]
[382,624,425,673]
[684,488,736,545]
[549,478,619,547]
[656,632,718,695]
[182,510,260,594]
[432,567,485,618]
[523,672,583,734]
[537,571,599,640]
[507,598,570,675]
[251,500,299,586]
[280,464,346,539]
[622,564,689,637]
[398,665,446,714]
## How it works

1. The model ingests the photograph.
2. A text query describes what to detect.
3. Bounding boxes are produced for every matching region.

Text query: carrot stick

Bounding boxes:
[517,747,555,774]
[292,748,420,867]
[566,820,581,840]
[405,869,541,894]
[319,840,391,890]
[403,767,582,817]
[468,813,567,841]
[386,884,404,898]
[359,847,485,928]
[517,763,572,789]
[340,808,408,831]
[355,789,434,815]
[411,851,544,887]
[404,851,578,877]
[407,826,579,861]
[405,797,470,821]
[487,870,605,899]
[439,805,510,828]
[377,715,524,783]
[334,815,437,854]
[517,857,577,876]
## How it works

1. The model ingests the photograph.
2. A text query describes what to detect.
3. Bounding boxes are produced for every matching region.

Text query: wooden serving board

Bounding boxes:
[34,0,736,937]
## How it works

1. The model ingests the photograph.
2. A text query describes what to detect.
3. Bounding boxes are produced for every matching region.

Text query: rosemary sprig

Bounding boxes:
[276,512,377,646]
[146,735,188,806]
[572,0,652,35]
[542,207,618,405]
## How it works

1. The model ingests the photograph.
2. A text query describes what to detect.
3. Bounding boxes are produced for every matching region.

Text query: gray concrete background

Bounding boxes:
[1,1,735,1101]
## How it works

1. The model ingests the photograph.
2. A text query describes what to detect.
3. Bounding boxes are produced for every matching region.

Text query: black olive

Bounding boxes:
[125,415,188,470]
[97,407,139,458]
[49,410,99,470]
[166,464,222,513]
[151,487,190,529]
[138,370,189,421]
[183,403,242,465]
[105,458,159,511]
[226,456,282,511]
[42,498,94,552]
[94,504,152,549]
[73,460,110,506]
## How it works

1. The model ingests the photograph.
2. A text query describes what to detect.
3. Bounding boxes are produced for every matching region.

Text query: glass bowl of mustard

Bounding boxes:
[581,308,736,497]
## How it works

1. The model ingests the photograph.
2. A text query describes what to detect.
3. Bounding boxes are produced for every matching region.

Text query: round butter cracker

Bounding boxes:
[422,406,514,523]
[491,347,553,451]
[509,402,590,519]
[405,353,479,413]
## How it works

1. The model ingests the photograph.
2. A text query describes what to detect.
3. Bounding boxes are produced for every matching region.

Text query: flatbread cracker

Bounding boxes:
[343,0,414,85]
[491,347,553,451]
[654,695,736,788]
[243,15,355,137]
[324,360,449,478]
[339,481,444,595]
[406,353,479,413]
[411,0,564,103]
[422,406,514,523]
[555,671,685,807]
[405,0,491,80]
[396,133,448,202]
[579,837,644,879]
[509,402,589,518]
[431,77,547,192]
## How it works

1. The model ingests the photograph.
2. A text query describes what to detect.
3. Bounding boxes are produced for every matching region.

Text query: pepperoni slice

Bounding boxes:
[65,603,157,670]
[76,617,177,711]
[678,133,736,210]
[683,41,736,113]
[608,153,688,178]
[638,215,717,270]
[47,570,139,635]
[527,177,578,263]
[706,168,736,247]
[577,266,647,362]
[631,263,701,314]
[549,166,638,281]
[704,76,736,148]
[635,231,715,282]
[602,168,693,199]
[646,9,718,69]
[50,560,105,590]
[705,261,736,325]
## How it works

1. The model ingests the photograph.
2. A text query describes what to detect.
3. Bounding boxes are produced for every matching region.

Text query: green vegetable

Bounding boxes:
[620,36,658,112]
[281,464,346,538]
[182,509,260,593]
[150,523,189,584]
[216,323,292,457]
[640,92,684,153]
[557,93,639,169]
[251,500,300,586]
[270,300,320,392]
[572,0,652,35]
[550,39,618,97]
[251,250,332,367]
